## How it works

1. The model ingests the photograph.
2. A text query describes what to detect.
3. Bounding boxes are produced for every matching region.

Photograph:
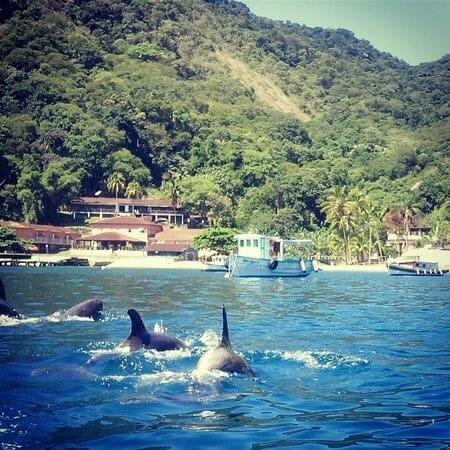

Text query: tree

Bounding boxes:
[396,190,421,249]
[107,172,125,214]
[0,226,26,253]
[321,186,358,264]
[192,227,236,254]
[125,181,144,199]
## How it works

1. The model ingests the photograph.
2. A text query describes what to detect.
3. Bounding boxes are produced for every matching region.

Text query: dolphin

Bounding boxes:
[62,298,104,321]
[0,278,23,319]
[196,306,254,376]
[118,308,185,352]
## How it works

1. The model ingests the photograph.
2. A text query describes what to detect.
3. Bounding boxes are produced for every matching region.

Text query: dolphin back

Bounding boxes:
[63,299,103,320]
[0,278,22,319]
[0,279,6,302]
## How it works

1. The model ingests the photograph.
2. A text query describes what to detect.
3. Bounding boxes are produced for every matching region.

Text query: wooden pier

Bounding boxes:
[0,259,58,267]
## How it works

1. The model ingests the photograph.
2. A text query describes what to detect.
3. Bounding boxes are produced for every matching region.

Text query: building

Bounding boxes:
[384,209,431,255]
[71,197,186,224]
[147,228,203,259]
[0,221,80,253]
[77,216,163,251]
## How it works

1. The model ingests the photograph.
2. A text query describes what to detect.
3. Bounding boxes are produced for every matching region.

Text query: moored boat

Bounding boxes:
[387,258,448,276]
[202,255,229,272]
[227,233,318,278]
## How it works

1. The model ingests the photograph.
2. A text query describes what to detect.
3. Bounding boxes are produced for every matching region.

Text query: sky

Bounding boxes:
[242,0,450,65]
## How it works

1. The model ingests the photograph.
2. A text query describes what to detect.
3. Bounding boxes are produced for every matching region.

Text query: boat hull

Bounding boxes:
[228,255,313,278]
[387,263,448,277]
[202,263,228,272]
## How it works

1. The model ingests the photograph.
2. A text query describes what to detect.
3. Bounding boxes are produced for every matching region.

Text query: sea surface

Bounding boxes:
[0,267,449,449]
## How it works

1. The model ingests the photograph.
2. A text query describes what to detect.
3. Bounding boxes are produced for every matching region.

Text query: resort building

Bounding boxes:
[77,216,163,251]
[147,228,203,259]
[0,220,80,253]
[384,210,431,255]
[71,196,186,224]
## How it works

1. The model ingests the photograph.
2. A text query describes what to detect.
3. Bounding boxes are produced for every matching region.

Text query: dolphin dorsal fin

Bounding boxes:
[0,279,6,302]
[221,305,231,348]
[127,309,147,337]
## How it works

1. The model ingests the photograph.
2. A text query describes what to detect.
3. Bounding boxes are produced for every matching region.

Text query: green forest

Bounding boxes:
[0,0,449,259]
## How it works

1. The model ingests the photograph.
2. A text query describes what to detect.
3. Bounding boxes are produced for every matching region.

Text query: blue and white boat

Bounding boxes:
[227,233,317,278]
[387,258,448,276]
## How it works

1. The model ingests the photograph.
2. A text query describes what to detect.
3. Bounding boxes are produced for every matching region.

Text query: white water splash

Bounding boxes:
[197,410,216,418]
[138,370,190,385]
[0,315,42,326]
[192,368,230,382]
[282,350,368,369]
[142,348,192,361]
[0,311,95,327]
[199,330,220,348]
[153,319,167,334]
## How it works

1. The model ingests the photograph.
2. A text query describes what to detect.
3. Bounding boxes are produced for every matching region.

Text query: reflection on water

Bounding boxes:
[0,268,449,448]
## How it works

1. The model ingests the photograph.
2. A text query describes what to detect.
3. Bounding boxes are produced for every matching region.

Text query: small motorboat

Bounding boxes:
[387,259,448,276]
[202,255,229,272]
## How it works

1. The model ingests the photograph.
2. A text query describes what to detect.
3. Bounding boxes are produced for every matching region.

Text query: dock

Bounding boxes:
[0,259,58,267]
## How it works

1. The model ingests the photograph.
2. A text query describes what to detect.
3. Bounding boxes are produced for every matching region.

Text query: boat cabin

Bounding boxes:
[236,233,312,261]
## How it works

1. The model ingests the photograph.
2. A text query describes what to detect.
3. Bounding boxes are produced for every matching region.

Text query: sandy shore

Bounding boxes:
[106,257,204,270]
[29,251,448,272]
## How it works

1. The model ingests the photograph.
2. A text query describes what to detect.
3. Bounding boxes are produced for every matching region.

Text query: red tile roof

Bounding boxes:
[0,220,79,236]
[80,232,146,242]
[73,197,177,208]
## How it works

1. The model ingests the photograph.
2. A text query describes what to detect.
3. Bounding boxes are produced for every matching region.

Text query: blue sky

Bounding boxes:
[243,0,450,65]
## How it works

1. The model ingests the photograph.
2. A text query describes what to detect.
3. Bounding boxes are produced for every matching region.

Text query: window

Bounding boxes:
[239,240,245,247]
[246,239,251,247]
[253,239,259,247]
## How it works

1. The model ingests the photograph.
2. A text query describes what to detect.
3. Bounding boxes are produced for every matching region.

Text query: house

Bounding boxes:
[0,221,80,253]
[384,209,431,255]
[71,196,186,224]
[77,216,163,251]
[147,228,204,259]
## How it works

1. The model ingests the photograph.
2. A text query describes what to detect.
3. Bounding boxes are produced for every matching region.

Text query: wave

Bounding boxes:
[281,350,369,369]
[0,311,96,326]
[0,315,42,326]
[101,368,229,386]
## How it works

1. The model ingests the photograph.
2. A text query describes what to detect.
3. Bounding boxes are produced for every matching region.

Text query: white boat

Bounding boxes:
[387,258,448,276]
[202,255,229,272]
[227,233,317,278]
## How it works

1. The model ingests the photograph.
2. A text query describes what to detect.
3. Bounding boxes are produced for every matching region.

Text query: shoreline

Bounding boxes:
[25,253,448,272]
[27,253,388,272]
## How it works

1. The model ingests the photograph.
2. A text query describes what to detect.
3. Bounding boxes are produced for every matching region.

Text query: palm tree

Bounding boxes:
[107,172,125,214]
[163,169,183,207]
[398,191,421,251]
[321,186,358,264]
[125,181,144,215]
[125,181,144,199]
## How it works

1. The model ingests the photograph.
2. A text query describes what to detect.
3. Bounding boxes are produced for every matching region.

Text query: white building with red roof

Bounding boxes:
[0,220,80,253]
[78,216,164,251]
[71,196,185,225]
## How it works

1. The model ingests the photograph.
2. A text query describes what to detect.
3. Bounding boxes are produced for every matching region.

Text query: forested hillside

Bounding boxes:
[0,0,448,239]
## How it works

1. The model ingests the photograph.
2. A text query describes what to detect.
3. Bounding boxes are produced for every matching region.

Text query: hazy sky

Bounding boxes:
[243,0,450,65]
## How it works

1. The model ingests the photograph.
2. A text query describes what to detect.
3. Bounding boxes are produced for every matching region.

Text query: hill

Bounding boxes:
[0,0,448,236]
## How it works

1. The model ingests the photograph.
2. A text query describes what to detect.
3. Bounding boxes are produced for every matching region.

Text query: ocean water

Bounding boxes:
[0,267,449,449]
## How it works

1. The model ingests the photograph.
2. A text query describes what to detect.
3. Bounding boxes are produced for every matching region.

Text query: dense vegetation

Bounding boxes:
[0,226,26,253]
[0,0,448,256]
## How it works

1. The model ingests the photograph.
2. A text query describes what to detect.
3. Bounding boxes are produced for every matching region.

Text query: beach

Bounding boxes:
[27,246,449,272]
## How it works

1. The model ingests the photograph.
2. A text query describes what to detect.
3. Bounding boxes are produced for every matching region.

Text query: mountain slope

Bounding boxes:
[0,0,448,232]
